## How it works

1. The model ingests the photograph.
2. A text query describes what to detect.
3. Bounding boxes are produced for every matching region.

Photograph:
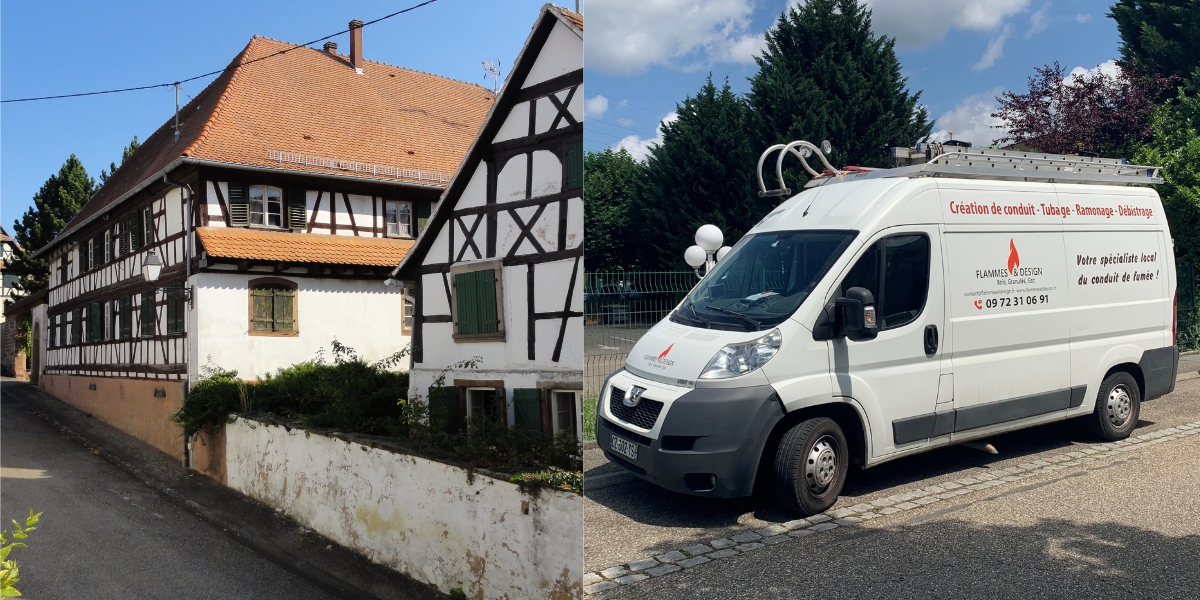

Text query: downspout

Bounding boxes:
[163,174,194,469]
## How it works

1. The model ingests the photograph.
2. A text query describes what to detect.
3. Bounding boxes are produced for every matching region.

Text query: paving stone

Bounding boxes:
[1001,476,1023,482]
[923,485,947,494]
[782,519,812,530]
[1067,451,1086,458]
[858,512,880,520]
[810,522,839,532]
[1048,455,1070,463]
[936,492,958,499]
[974,472,997,481]
[1030,459,1050,466]
[873,497,897,507]
[585,581,619,594]
[735,542,764,552]
[762,535,789,545]
[835,517,862,525]
[583,572,603,585]
[914,496,940,505]
[627,558,659,572]
[880,506,903,514]
[850,503,876,513]
[966,483,988,491]
[731,531,763,543]
[955,477,980,486]
[645,564,682,577]
[678,556,711,569]
[808,514,833,524]
[708,549,739,559]
[788,529,815,538]
[682,544,713,556]
[600,566,628,579]
[909,489,931,498]
[710,538,736,549]
[755,525,789,537]
[954,488,973,495]
[1045,464,1066,471]
[940,481,963,490]
[829,508,857,519]
[655,550,687,563]
[1019,473,1037,479]
[614,574,649,585]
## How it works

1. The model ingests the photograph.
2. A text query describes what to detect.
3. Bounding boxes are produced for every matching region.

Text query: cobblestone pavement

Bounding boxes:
[584,365,1200,596]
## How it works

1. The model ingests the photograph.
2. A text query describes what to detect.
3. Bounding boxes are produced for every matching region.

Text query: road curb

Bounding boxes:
[585,470,640,491]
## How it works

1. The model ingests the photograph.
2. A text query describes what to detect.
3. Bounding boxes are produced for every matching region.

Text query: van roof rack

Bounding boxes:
[756,141,1163,196]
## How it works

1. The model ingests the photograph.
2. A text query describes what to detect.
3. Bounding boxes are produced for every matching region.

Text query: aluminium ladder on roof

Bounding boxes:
[755,141,1164,196]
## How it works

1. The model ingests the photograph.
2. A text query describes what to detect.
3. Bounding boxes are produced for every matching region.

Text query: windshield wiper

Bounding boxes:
[705,305,761,330]
[686,299,713,328]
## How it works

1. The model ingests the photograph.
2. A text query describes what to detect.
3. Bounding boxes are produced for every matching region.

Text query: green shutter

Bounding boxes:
[128,211,141,250]
[273,287,295,331]
[71,309,82,345]
[118,221,129,256]
[89,302,102,342]
[454,269,498,335]
[566,141,583,190]
[141,290,156,337]
[167,283,184,334]
[228,183,250,226]
[250,287,274,331]
[287,188,307,231]
[513,388,543,437]
[144,206,154,244]
[428,386,461,432]
[119,296,132,339]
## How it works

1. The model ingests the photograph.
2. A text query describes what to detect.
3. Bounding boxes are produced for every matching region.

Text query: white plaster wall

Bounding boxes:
[224,417,582,599]
[458,163,489,210]
[194,272,410,378]
[524,21,582,87]
[494,101,529,144]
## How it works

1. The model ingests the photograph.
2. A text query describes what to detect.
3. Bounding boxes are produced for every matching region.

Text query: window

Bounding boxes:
[70,308,82,345]
[402,296,414,336]
[127,210,142,251]
[451,262,504,341]
[552,390,581,439]
[465,387,502,425]
[166,282,185,334]
[108,299,120,340]
[104,230,112,263]
[385,200,413,237]
[839,234,930,330]
[88,302,103,342]
[141,289,156,337]
[249,280,296,335]
[566,141,583,190]
[249,185,284,227]
[57,255,66,286]
[79,244,88,273]
[143,206,154,244]
[117,296,132,339]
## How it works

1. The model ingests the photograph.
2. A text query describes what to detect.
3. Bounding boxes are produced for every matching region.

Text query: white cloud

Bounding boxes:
[1067,59,1120,81]
[613,112,679,160]
[927,88,1006,148]
[1075,13,1091,23]
[617,118,635,127]
[972,24,1011,70]
[1027,2,1050,38]
[585,0,759,75]
[860,0,1029,48]
[585,95,610,119]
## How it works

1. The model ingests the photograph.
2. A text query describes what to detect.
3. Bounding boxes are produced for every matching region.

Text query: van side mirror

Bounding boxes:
[834,287,878,341]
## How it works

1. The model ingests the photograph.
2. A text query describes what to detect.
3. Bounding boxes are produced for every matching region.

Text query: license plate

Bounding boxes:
[609,434,640,462]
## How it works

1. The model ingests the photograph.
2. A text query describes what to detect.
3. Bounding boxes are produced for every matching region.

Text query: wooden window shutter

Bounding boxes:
[119,296,132,339]
[512,388,543,436]
[286,188,307,231]
[428,386,461,432]
[273,287,295,331]
[71,309,81,345]
[89,302,102,342]
[228,183,250,226]
[566,141,583,190]
[140,290,156,337]
[144,206,154,243]
[128,211,142,250]
[118,220,130,256]
[166,283,184,334]
[250,287,275,331]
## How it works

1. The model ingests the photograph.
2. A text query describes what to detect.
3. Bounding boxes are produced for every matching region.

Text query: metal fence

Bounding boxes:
[584,271,697,397]
[1178,262,1198,352]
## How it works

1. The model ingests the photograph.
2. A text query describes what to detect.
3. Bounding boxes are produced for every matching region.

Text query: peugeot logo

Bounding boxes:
[623,386,647,408]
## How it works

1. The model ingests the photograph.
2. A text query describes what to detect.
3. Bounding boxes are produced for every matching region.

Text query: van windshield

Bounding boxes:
[675,230,856,331]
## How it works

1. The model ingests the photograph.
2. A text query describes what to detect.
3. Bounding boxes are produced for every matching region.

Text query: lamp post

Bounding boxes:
[684,224,732,279]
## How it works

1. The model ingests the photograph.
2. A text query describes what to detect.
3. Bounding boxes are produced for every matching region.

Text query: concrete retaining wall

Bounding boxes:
[42,375,186,460]
[223,417,583,599]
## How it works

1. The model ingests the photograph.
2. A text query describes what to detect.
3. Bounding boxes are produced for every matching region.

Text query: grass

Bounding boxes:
[583,396,598,441]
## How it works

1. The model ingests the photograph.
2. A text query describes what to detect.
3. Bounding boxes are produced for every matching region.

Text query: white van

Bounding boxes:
[596,144,1179,515]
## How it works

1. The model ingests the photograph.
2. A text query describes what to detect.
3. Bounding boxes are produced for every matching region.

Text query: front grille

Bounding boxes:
[600,417,653,446]
[608,386,665,430]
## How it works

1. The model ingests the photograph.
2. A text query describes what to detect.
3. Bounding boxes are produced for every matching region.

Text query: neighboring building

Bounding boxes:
[1,225,21,321]
[391,5,583,440]
[30,23,493,461]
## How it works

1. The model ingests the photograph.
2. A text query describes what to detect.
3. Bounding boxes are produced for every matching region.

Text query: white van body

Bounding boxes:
[596,175,1178,500]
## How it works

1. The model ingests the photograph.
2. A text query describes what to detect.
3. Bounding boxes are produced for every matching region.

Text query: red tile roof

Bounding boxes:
[196,227,413,267]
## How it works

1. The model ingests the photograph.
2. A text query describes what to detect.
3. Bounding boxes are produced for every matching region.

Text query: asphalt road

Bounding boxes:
[585,359,1200,598]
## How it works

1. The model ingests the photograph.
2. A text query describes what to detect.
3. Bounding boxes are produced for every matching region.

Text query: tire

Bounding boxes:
[774,417,849,515]
[1087,371,1141,441]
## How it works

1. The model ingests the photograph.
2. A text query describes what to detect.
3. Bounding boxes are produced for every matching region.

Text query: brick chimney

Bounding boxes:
[349,19,364,73]
[323,41,338,53]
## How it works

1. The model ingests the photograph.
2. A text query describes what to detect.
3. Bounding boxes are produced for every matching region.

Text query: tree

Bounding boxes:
[583,148,642,271]
[8,155,96,297]
[1110,0,1200,90]
[99,135,140,185]
[993,62,1161,158]
[1133,89,1200,266]
[631,76,761,270]
[747,0,932,188]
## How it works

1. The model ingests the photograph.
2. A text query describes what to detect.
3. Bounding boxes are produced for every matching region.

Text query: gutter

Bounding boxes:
[33,157,448,259]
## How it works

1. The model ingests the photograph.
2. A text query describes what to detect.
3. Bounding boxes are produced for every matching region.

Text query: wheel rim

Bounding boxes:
[805,435,838,494]
[1106,384,1134,428]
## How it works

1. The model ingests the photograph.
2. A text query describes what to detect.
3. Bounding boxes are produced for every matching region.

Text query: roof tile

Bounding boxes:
[196,227,413,267]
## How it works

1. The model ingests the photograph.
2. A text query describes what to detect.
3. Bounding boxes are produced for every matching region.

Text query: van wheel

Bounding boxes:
[774,417,848,515]
[1087,372,1141,441]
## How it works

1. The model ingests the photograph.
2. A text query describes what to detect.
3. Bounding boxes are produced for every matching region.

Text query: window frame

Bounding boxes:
[247,277,299,337]
[248,185,285,229]
[837,232,932,332]
[401,295,414,336]
[384,200,414,238]
[550,389,582,441]
[463,386,504,429]
[449,260,505,342]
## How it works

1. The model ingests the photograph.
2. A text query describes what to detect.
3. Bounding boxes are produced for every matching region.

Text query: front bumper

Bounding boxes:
[595,375,784,498]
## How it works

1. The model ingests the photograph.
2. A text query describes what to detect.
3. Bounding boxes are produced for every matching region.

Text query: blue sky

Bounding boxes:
[583,0,1123,160]
[1,0,546,238]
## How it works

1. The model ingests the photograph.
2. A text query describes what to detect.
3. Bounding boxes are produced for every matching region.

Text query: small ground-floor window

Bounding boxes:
[465,387,503,426]
[552,390,581,440]
[249,278,296,335]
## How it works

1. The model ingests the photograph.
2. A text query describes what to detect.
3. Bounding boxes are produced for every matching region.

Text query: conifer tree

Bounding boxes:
[9,155,96,297]
[1110,0,1200,91]
[99,136,141,185]
[584,148,642,272]
[748,0,932,187]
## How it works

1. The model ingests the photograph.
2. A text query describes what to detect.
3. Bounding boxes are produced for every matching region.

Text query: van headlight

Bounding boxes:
[699,329,782,379]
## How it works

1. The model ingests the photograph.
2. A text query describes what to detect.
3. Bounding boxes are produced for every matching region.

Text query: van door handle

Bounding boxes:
[924,325,939,355]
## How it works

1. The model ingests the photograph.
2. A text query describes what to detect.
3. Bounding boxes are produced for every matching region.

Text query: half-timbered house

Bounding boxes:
[31,23,493,461]
[390,5,584,440]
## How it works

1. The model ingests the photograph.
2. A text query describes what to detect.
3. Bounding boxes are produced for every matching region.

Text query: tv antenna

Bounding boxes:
[482,59,501,92]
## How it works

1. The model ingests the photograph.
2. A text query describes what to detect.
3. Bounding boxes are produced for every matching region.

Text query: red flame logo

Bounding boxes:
[1007,239,1020,274]
[658,344,675,360]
